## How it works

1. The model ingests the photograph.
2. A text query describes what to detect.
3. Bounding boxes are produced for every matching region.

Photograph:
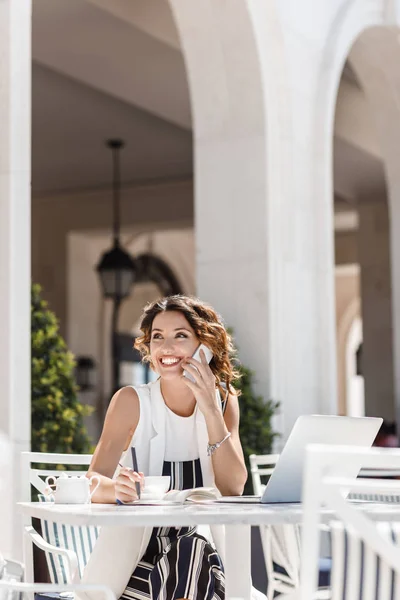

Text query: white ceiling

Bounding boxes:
[32,62,192,194]
[32,0,387,206]
[32,0,190,127]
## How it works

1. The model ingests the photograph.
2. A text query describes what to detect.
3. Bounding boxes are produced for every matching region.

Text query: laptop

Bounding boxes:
[218,414,382,504]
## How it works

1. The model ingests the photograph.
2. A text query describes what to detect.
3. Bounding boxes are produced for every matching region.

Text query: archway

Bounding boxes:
[134,253,183,296]
[333,46,393,420]
[349,28,400,423]
[331,22,400,423]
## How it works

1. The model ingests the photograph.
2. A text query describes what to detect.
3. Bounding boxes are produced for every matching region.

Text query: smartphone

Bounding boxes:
[183,343,213,383]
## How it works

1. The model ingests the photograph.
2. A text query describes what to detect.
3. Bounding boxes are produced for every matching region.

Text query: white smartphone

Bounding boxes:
[183,343,213,383]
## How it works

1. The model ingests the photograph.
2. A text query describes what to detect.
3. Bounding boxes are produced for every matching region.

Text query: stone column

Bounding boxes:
[358,198,394,419]
[170,0,338,441]
[0,0,31,559]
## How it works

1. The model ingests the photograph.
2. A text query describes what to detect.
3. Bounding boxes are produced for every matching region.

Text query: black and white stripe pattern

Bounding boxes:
[165,459,203,493]
[37,495,100,583]
[330,521,400,600]
[121,457,225,600]
[150,535,224,600]
[121,393,228,600]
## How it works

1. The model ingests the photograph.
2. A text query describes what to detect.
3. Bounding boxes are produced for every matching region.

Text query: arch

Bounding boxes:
[166,0,398,438]
[311,1,389,228]
[311,0,392,246]
[118,254,183,335]
[314,1,397,421]
[134,252,183,296]
[308,0,393,236]
[330,12,400,423]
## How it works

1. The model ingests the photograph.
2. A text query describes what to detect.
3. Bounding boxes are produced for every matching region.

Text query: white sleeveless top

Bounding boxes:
[81,381,264,600]
[164,404,199,462]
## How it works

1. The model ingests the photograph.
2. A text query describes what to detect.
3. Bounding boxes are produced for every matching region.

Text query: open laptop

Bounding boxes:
[218,415,382,504]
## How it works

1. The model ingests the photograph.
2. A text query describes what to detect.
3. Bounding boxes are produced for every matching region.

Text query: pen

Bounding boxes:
[131,447,141,500]
[118,454,141,500]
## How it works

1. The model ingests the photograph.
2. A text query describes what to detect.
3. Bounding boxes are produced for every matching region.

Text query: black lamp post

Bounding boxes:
[96,139,136,394]
[76,356,96,391]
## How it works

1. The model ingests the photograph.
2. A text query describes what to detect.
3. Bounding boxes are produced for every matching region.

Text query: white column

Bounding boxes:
[0,0,31,559]
[170,0,338,440]
[270,0,393,433]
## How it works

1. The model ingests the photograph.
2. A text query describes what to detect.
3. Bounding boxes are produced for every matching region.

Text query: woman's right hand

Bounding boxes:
[115,467,144,504]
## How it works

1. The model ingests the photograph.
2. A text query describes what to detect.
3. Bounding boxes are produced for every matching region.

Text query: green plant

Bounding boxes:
[233,363,279,494]
[31,283,93,455]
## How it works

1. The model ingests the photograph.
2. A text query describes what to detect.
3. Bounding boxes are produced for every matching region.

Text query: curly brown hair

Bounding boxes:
[134,295,240,392]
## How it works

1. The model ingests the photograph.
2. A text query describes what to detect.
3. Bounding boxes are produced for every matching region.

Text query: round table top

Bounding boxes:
[19,501,306,527]
[18,500,400,528]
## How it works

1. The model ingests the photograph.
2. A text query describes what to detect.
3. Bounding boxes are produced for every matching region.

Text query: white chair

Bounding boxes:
[299,444,400,600]
[250,454,303,598]
[20,452,97,586]
[349,467,400,502]
[359,467,400,478]
[250,453,332,599]
[0,532,112,600]
[250,453,280,497]
[0,556,24,600]
[0,580,115,600]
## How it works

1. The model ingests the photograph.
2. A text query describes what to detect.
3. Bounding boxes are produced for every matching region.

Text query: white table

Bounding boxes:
[19,501,400,599]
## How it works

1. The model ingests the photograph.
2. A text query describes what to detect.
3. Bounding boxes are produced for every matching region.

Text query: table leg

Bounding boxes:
[23,521,34,600]
[225,524,252,600]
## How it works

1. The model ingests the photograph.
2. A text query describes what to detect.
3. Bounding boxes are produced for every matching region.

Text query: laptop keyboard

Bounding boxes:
[348,493,400,503]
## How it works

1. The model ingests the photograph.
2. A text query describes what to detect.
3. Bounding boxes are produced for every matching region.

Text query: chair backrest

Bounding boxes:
[20,452,98,583]
[350,467,400,502]
[330,520,400,600]
[249,453,304,596]
[0,558,24,600]
[359,467,400,478]
[249,453,280,495]
[20,452,94,501]
[300,444,400,600]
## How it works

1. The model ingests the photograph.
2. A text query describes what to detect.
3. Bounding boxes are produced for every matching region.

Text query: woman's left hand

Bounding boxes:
[181,350,219,415]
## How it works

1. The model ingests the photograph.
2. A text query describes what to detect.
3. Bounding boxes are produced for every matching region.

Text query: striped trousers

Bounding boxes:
[120,534,225,600]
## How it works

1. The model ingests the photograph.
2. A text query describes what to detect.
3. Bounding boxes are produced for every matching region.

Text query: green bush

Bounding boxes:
[233,363,279,494]
[31,283,93,455]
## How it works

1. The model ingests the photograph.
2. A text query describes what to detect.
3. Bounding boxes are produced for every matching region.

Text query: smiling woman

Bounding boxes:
[85,294,248,600]
[135,295,239,394]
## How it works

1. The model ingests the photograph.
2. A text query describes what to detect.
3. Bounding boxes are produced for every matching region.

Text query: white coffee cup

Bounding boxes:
[141,476,170,500]
[45,474,100,504]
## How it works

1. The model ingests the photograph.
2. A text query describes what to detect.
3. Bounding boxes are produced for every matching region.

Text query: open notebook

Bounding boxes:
[126,487,220,505]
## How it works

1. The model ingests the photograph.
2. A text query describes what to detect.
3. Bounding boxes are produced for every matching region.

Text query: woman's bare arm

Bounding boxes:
[87,386,140,503]
[205,393,247,496]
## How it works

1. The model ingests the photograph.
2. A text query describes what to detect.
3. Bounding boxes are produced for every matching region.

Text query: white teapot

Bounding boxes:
[45,473,100,504]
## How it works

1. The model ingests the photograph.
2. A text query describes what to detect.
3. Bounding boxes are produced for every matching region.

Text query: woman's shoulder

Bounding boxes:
[111,381,159,413]
[110,386,139,416]
[114,380,156,400]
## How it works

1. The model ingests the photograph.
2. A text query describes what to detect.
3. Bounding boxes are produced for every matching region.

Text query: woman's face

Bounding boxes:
[149,310,199,379]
